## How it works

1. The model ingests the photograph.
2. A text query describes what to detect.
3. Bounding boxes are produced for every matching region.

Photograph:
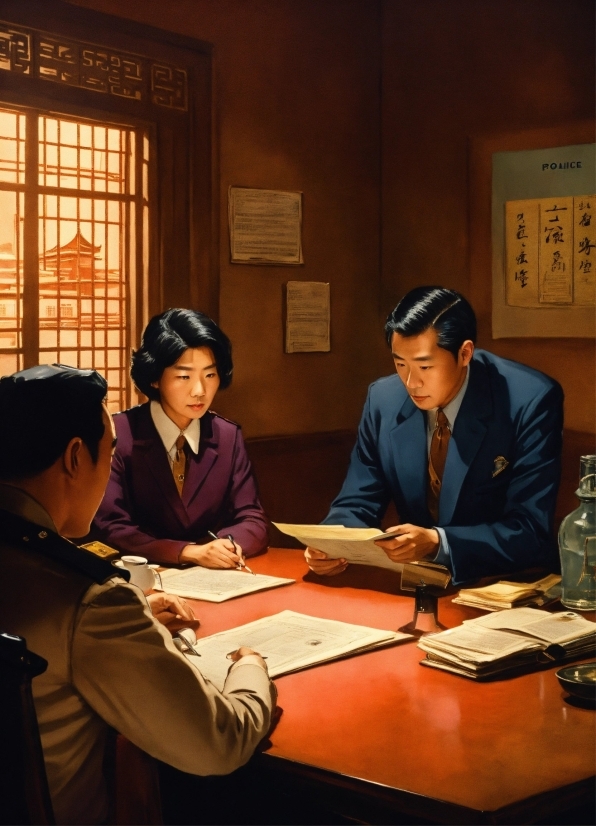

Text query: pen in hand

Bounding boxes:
[227,534,256,575]
[207,531,256,575]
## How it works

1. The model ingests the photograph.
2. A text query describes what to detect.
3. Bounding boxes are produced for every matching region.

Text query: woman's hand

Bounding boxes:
[146,592,198,629]
[304,546,348,576]
[179,538,242,568]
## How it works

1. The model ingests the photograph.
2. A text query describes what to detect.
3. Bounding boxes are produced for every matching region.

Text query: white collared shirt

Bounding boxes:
[425,366,470,454]
[150,400,200,464]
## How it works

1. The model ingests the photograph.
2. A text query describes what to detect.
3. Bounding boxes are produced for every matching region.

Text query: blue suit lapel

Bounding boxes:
[389,396,428,520]
[439,359,492,524]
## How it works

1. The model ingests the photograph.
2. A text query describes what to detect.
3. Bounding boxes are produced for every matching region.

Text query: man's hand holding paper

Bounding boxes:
[304,523,440,575]
[304,546,348,576]
[374,524,440,563]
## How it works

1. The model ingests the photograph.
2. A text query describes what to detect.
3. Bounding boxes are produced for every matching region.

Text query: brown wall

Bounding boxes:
[69,0,385,439]
[67,0,595,440]
[381,0,596,434]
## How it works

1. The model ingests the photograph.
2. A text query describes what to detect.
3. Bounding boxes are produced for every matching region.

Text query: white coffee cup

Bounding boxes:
[119,555,155,592]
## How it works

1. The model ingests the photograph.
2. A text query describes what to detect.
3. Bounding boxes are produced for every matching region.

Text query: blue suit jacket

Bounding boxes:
[323,350,563,584]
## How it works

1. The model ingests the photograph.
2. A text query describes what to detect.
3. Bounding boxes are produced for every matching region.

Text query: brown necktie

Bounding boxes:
[428,409,450,522]
[172,434,187,496]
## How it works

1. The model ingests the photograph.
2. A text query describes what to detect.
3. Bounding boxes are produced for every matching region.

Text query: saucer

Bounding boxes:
[556,662,596,701]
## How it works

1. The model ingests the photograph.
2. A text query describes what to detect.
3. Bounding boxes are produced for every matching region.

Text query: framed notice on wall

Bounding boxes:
[492,143,595,337]
[228,186,303,265]
[284,281,330,353]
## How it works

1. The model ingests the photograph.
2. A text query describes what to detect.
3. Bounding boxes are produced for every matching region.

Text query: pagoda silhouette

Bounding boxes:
[40,230,103,292]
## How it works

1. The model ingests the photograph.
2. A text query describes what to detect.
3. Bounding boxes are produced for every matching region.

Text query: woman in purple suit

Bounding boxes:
[92,309,268,567]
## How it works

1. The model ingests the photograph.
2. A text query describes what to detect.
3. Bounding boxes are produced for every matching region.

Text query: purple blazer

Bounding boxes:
[92,404,268,565]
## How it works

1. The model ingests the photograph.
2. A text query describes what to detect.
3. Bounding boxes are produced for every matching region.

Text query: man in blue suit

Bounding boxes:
[306,286,563,585]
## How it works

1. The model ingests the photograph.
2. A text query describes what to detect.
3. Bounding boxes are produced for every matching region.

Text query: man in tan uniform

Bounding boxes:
[0,365,276,825]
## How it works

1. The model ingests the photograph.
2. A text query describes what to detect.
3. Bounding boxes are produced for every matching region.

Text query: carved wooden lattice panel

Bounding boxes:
[0,20,188,110]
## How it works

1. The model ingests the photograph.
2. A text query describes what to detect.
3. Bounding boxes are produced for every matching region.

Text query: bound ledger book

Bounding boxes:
[418,607,596,680]
[274,523,451,588]
[452,574,562,611]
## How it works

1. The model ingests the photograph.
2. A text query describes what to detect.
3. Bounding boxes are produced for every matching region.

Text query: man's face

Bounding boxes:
[62,404,116,537]
[391,328,474,411]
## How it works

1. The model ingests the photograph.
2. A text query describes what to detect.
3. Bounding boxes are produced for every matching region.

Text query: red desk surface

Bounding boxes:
[186,548,596,822]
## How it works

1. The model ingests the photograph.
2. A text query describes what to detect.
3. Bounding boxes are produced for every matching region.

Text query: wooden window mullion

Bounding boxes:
[22,110,39,368]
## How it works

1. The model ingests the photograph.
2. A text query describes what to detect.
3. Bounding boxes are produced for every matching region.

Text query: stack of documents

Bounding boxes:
[452,574,561,611]
[155,566,294,603]
[418,607,596,680]
[184,610,412,691]
[274,523,451,588]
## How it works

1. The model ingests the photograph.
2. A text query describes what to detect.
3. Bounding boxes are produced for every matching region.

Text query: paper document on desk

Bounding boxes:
[453,574,561,611]
[273,523,451,587]
[191,610,412,691]
[273,523,404,572]
[467,606,596,646]
[155,567,294,602]
[419,607,596,679]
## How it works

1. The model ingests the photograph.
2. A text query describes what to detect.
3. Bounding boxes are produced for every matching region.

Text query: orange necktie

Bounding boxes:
[172,434,187,496]
[428,409,450,522]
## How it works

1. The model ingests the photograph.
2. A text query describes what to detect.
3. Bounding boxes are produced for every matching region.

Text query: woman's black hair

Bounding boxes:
[384,286,477,359]
[131,309,233,400]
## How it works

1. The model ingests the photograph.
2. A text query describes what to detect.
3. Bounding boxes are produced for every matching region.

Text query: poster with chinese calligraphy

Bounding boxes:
[506,195,594,308]
[493,143,595,337]
[574,197,596,305]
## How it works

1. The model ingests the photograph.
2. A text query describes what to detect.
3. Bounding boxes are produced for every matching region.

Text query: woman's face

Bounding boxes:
[153,347,220,430]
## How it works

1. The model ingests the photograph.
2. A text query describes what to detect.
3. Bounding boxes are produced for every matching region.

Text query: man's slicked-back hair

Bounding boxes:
[0,364,107,481]
[131,308,233,401]
[384,286,477,358]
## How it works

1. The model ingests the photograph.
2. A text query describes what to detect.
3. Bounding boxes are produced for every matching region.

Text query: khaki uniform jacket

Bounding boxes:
[0,486,276,825]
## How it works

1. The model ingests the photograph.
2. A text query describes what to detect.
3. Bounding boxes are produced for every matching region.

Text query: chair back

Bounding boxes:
[0,632,54,825]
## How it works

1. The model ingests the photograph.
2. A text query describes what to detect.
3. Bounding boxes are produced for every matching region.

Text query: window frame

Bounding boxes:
[0,0,218,343]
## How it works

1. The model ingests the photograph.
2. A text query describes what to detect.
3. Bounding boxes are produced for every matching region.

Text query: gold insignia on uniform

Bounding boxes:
[80,540,120,560]
[492,456,509,478]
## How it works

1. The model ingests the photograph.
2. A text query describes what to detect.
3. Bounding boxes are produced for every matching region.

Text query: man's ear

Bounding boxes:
[459,340,475,367]
[62,437,83,479]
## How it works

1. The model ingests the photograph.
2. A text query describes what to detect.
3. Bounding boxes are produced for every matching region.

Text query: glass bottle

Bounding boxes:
[559,455,596,611]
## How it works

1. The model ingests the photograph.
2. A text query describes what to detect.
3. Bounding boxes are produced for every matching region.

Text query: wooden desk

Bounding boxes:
[185,548,595,825]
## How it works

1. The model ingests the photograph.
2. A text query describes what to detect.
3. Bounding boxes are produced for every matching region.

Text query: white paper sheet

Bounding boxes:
[156,566,294,603]
[273,522,404,572]
[191,610,412,691]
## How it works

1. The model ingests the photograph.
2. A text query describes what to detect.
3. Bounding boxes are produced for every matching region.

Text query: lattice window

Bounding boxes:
[0,105,148,411]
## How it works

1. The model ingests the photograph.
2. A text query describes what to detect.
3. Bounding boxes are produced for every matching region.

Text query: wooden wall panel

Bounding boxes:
[68,0,384,440]
[380,0,595,435]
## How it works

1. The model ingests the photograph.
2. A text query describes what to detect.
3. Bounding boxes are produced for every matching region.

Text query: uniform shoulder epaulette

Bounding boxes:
[0,509,128,585]
[209,410,241,427]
